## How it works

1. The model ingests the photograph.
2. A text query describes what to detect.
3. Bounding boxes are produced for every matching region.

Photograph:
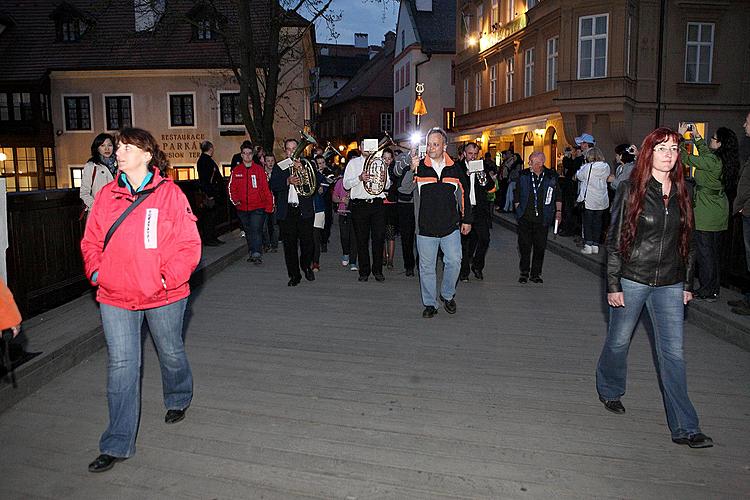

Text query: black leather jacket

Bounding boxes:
[607,178,695,293]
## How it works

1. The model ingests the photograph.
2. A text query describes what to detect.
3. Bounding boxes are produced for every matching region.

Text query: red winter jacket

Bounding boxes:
[228,161,274,212]
[81,169,202,310]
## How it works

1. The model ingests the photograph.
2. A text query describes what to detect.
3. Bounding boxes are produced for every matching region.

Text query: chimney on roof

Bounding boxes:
[354,33,368,48]
[415,0,433,12]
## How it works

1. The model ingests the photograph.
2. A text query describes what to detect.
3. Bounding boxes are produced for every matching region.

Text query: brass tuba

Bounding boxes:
[362,131,412,196]
[290,131,319,198]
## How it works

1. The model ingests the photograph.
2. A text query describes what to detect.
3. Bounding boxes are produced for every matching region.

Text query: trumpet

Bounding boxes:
[290,130,319,198]
[362,132,414,196]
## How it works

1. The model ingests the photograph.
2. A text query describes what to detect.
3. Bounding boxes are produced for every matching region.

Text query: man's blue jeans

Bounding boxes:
[416,229,461,308]
[99,298,192,457]
[238,209,267,258]
[596,279,701,439]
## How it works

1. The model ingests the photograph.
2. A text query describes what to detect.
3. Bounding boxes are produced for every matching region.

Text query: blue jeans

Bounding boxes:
[99,298,192,457]
[263,210,278,249]
[238,209,267,258]
[416,229,461,308]
[596,279,701,439]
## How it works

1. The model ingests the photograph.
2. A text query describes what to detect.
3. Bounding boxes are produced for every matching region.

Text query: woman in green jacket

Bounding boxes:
[679,124,739,301]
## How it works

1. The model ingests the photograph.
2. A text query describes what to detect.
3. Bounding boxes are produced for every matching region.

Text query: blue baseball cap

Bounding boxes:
[575,133,596,145]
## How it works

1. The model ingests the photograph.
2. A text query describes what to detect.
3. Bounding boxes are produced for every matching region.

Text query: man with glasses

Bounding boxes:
[408,128,473,318]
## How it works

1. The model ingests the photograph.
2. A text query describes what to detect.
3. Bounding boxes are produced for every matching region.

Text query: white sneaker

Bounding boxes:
[581,244,593,254]
[350,264,358,271]
[239,231,246,238]
[341,256,349,266]
[591,245,599,254]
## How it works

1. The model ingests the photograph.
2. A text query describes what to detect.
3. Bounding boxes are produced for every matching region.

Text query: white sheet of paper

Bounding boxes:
[277,158,293,171]
[467,160,484,173]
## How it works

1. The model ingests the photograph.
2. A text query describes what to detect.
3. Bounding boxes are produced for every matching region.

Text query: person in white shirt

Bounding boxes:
[343,141,391,282]
[576,147,611,254]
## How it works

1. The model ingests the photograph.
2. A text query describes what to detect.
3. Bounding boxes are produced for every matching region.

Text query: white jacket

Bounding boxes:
[576,161,610,210]
[80,161,115,210]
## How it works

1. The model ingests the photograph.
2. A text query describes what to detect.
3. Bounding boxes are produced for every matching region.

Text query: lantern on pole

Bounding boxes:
[412,82,427,127]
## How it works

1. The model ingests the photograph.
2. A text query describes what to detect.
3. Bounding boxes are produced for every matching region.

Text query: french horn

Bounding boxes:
[290,131,319,198]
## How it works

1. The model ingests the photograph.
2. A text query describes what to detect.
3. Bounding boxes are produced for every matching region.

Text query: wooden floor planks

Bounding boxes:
[2,224,749,499]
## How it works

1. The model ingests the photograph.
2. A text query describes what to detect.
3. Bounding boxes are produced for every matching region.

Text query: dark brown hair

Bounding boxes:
[117,127,169,174]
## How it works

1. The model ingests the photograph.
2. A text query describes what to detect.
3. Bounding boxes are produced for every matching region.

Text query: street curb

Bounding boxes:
[493,213,750,352]
[0,242,247,414]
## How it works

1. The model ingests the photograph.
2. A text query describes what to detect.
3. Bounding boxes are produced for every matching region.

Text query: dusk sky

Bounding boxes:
[313,0,399,46]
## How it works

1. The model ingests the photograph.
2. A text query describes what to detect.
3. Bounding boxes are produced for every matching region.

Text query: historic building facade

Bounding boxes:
[0,0,315,191]
[454,0,750,167]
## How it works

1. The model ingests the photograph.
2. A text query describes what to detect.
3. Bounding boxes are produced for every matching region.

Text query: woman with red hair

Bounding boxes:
[596,127,712,448]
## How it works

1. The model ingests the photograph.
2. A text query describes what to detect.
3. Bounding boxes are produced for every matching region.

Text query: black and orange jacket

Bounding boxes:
[413,153,473,237]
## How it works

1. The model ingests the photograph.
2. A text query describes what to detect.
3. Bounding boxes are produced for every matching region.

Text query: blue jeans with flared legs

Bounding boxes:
[596,279,701,439]
[99,298,192,457]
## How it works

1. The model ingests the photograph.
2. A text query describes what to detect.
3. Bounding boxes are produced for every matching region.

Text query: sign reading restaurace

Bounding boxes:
[161,132,206,160]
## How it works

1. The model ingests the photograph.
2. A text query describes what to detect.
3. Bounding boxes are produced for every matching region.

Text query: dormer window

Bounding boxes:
[51,3,90,42]
[186,2,225,41]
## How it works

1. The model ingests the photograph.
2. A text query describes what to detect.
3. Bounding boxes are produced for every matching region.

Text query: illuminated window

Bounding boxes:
[489,64,497,107]
[524,48,535,97]
[505,56,514,103]
[546,37,559,91]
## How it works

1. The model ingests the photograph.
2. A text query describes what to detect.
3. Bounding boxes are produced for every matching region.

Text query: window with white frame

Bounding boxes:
[463,77,469,114]
[476,4,483,34]
[64,95,91,130]
[524,48,535,97]
[546,37,558,91]
[104,95,132,130]
[219,92,243,126]
[169,93,195,127]
[505,56,514,103]
[475,72,482,111]
[380,112,392,133]
[578,14,608,79]
[489,64,497,107]
[526,0,538,10]
[685,22,714,83]
[491,0,498,28]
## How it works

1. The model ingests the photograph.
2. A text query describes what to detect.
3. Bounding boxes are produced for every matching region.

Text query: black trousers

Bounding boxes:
[397,203,416,272]
[338,213,357,265]
[461,214,490,277]
[351,199,385,277]
[278,206,314,280]
[517,217,549,278]
[198,202,221,243]
[694,229,722,296]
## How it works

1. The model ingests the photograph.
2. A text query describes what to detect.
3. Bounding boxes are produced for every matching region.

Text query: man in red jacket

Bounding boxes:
[228,145,274,264]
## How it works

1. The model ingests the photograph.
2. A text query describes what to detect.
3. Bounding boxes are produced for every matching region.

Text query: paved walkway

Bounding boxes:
[2,224,749,499]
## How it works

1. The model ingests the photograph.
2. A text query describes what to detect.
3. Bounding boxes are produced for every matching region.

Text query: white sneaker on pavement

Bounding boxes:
[581,244,593,254]
[591,245,599,254]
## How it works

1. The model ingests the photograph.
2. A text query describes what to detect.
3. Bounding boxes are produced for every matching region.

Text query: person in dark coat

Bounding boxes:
[196,141,226,246]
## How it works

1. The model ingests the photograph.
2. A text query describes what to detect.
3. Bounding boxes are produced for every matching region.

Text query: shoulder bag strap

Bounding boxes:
[582,164,593,202]
[103,180,167,252]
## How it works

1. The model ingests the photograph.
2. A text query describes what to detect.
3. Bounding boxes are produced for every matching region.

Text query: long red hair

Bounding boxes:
[619,127,693,262]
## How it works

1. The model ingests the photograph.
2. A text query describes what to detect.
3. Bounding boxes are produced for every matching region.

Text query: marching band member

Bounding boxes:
[343,140,391,282]
[458,142,496,282]
[269,138,316,286]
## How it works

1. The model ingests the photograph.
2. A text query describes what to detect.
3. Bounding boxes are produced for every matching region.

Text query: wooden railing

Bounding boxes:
[5,181,237,318]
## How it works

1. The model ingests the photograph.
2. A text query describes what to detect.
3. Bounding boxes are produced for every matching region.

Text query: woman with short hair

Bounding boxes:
[576,147,611,254]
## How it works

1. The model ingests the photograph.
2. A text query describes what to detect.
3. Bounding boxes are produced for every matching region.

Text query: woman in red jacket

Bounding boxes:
[81,128,202,473]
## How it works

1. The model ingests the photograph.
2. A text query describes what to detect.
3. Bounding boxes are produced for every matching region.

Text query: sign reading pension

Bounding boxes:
[160,132,206,161]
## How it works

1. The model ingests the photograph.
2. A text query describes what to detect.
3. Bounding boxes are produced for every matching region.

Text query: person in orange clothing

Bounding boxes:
[0,278,21,337]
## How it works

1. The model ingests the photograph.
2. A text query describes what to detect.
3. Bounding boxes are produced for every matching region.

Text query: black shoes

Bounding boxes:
[165,409,186,424]
[304,268,315,281]
[694,292,718,302]
[440,296,457,314]
[529,276,543,284]
[599,396,626,414]
[472,268,484,280]
[373,273,385,282]
[288,276,301,286]
[405,269,415,277]
[88,454,123,473]
[358,275,368,282]
[459,274,470,283]
[672,433,714,449]
[422,306,438,318]
[518,275,528,284]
